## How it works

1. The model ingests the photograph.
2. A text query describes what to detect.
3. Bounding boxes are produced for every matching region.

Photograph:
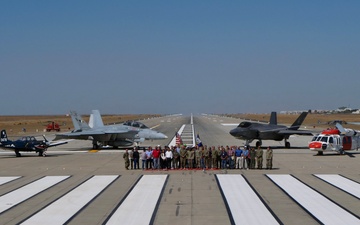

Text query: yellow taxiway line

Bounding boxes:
[88,150,99,153]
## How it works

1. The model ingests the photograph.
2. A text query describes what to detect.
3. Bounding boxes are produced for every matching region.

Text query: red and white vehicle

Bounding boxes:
[309,124,360,155]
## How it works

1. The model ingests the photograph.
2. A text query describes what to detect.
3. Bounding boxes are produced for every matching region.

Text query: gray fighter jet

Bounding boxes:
[54,110,167,149]
[229,112,312,148]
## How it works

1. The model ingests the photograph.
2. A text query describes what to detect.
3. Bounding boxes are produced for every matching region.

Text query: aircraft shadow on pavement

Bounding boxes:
[313,152,359,158]
[2,154,73,158]
[260,146,308,150]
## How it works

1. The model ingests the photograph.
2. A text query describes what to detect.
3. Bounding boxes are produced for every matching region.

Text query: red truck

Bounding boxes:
[46,121,61,132]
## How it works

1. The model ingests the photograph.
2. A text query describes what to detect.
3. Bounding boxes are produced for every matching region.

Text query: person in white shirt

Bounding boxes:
[165,147,173,170]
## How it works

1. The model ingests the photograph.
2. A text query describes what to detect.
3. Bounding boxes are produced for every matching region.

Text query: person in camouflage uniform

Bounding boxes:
[266,146,273,170]
[180,145,187,169]
[123,149,130,170]
[187,147,194,169]
[249,147,256,169]
[204,146,211,169]
[211,146,218,169]
[195,146,201,168]
[256,146,263,169]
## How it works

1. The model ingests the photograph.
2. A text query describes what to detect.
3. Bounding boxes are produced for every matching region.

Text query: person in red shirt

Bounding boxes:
[152,145,161,170]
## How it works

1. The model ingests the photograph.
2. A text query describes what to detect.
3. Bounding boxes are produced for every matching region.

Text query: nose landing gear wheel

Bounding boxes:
[285,141,290,148]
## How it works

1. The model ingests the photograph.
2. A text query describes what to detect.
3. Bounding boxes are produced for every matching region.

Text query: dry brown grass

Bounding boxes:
[225,113,360,130]
[0,114,161,136]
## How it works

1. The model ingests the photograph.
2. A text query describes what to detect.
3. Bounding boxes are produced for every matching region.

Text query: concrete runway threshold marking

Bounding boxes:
[0,176,21,185]
[267,174,360,225]
[0,176,70,214]
[21,175,119,225]
[216,174,280,225]
[314,174,360,199]
[105,174,168,225]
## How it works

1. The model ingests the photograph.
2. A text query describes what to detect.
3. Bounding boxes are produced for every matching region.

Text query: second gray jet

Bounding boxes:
[229,112,312,148]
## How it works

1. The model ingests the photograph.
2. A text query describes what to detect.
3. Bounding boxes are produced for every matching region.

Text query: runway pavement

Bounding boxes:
[0,114,359,225]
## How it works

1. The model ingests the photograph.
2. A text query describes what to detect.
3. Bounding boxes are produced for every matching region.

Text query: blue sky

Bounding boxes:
[1,1,359,115]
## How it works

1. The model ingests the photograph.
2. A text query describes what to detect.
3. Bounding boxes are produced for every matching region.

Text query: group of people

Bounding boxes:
[123,144,273,171]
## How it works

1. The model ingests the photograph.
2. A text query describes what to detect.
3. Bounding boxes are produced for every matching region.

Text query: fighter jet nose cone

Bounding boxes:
[157,133,168,139]
[229,129,236,136]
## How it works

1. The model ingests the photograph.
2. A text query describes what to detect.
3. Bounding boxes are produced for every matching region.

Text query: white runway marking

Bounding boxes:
[314,174,360,199]
[217,174,279,225]
[105,175,167,225]
[0,176,69,214]
[267,174,360,225]
[168,124,186,146]
[21,175,118,225]
[0,176,21,185]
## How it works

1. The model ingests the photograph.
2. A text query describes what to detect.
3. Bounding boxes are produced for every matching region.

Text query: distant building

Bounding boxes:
[279,110,306,115]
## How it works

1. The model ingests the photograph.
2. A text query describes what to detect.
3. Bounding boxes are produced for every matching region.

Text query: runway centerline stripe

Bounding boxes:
[0,176,69,214]
[267,174,360,225]
[105,175,168,225]
[0,176,21,185]
[314,174,360,199]
[216,174,280,225]
[21,175,118,225]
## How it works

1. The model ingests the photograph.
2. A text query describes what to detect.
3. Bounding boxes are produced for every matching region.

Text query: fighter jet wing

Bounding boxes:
[278,130,313,135]
[53,131,104,140]
[259,128,313,135]
[54,129,139,140]
[47,140,69,147]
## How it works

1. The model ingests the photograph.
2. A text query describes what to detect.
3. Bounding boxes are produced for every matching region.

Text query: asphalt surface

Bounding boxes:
[0,115,359,225]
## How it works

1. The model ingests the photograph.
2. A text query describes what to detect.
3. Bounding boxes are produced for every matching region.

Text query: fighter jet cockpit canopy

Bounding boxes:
[237,122,252,128]
[18,136,36,141]
[123,120,149,129]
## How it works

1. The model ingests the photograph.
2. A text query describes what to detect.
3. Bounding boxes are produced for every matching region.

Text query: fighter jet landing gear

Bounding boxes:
[15,150,21,157]
[38,150,47,157]
[285,140,291,148]
[92,141,102,150]
[339,148,345,155]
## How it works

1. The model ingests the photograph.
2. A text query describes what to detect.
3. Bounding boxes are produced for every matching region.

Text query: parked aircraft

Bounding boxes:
[229,112,312,148]
[317,120,360,126]
[0,130,68,157]
[309,123,360,155]
[54,110,168,149]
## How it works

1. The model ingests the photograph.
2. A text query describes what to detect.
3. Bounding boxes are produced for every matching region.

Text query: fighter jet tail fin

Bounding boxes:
[269,112,277,125]
[289,112,308,130]
[70,111,91,131]
[0,130,8,143]
[89,110,104,128]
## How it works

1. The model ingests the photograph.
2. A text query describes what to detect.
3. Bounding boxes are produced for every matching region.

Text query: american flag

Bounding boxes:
[175,132,183,145]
